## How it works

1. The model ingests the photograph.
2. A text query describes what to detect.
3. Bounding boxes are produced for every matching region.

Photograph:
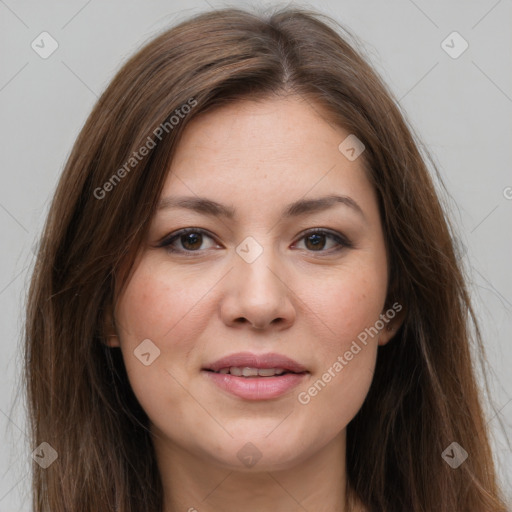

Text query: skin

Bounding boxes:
[108,95,403,512]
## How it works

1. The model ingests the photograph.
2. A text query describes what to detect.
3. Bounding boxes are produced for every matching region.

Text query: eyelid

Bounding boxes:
[156,227,218,249]
[293,227,353,250]
[157,227,353,254]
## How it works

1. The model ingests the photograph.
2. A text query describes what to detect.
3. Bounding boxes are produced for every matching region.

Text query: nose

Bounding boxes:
[219,247,296,331]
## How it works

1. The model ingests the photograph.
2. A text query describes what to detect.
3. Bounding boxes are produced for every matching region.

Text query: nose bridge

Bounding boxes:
[220,234,295,329]
[235,234,284,298]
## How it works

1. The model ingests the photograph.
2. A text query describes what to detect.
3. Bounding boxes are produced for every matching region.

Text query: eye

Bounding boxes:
[158,227,352,256]
[158,228,219,254]
[293,228,351,253]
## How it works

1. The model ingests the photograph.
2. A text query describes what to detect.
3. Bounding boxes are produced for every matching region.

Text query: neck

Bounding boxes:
[152,428,356,512]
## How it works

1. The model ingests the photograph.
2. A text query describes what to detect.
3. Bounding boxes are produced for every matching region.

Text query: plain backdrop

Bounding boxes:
[1,0,511,509]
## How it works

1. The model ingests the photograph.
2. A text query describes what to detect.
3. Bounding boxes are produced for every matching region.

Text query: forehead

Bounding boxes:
[160,96,377,221]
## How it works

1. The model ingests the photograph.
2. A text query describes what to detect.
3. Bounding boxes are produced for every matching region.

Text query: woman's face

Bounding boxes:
[110,96,396,471]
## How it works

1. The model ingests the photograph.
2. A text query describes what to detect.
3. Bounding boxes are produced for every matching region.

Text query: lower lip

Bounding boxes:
[202,371,307,400]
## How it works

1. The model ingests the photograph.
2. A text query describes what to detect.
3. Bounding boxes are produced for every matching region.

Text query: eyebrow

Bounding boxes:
[157,194,366,221]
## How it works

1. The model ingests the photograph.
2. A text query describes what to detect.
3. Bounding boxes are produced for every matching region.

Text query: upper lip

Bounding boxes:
[203,352,308,373]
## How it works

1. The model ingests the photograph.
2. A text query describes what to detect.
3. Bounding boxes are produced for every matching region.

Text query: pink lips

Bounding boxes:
[202,352,308,401]
[205,352,308,373]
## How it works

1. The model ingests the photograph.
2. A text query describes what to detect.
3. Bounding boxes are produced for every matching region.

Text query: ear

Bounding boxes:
[378,301,406,346]
[102,303,121,348]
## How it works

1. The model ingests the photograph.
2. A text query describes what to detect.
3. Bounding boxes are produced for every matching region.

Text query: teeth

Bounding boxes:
[217,367,287,377]
[242,367,259,377]
[257,368,284,377]
[230,367,242,376]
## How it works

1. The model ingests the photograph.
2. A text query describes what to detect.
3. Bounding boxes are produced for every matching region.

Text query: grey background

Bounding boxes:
[1,0,511,509]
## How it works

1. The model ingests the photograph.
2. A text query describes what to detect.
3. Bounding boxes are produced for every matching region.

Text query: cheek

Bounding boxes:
[115,261,215,342]
[113,246,387,453]
[294,285,380,442]
[297,261,387,352]
[113,262,216,416]
[292,258,386,425]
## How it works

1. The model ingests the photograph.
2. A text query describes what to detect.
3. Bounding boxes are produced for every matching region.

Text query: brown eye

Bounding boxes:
[159,228,218,254]
[180,232,203,250]
[295,229,350,253]
[304,233,328,251]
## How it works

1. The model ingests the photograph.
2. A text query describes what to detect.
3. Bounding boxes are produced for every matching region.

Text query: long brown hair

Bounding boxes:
[24,6,508,511]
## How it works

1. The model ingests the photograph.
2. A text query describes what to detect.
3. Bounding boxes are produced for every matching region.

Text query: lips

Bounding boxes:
[202,352,309,400]
[216,367,288,377]
[203,352,308,375]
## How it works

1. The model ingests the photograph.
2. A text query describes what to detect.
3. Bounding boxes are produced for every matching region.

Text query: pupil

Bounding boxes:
[306,234,325,251]
[180,233,326,251]
[183,233,201,250]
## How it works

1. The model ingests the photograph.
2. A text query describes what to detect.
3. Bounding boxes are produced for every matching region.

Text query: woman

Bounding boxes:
[24,6,509,512]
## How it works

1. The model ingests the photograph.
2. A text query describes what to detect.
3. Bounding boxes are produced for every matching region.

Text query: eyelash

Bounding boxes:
[157,227,353,256]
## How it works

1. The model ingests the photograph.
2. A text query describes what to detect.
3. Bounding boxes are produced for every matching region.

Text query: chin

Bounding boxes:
[199,428,318,472]
[208,443,308,472]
